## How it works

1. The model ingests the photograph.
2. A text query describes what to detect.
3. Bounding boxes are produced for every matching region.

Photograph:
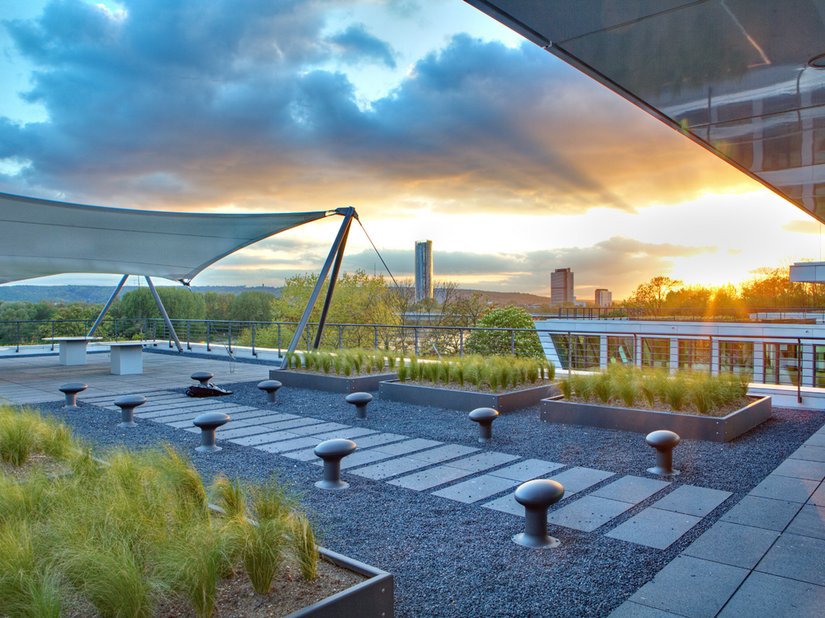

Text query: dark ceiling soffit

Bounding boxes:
[462,0,821,225]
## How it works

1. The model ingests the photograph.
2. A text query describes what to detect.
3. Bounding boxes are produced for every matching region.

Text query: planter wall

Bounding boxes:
[379,380,557,413]
[288,547,394,618]
[270,370,397,393]
[539,395,772,442]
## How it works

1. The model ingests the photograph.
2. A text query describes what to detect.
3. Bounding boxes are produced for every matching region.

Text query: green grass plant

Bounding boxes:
[395,354,554,393]
[289,513,318,582]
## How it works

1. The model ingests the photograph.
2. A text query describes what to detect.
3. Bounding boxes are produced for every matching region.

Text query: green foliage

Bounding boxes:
[114,287,206,321]
[229,291,275,323]
[465,306,544,358]
[0,408,73,467]
[396,355,553,393]
[289,513,318,581]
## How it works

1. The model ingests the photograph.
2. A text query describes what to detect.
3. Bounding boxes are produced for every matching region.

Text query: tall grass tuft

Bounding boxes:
[289,514,318,581]
[211,475,246,518]
[240,518,286,595]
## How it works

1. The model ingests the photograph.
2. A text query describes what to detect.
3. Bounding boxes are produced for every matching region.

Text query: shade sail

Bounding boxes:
[465,1,825,222]
[0,192,332,284]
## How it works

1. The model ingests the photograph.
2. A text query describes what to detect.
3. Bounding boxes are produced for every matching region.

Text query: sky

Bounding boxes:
[0,0,822,299]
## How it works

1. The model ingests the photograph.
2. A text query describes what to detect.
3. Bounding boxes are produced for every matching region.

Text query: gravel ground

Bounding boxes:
[34,371,825,618]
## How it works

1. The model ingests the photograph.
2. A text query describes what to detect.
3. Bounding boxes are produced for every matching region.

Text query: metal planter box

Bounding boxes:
[539,395,772,442]
[287,547,394,618]
[269,370,397,393]
[378,379,557,413]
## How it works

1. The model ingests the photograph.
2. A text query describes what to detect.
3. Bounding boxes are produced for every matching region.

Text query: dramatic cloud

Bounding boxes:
[0,0,751,219]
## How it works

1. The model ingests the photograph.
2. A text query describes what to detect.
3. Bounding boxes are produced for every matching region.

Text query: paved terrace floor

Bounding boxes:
[1,350,824,616]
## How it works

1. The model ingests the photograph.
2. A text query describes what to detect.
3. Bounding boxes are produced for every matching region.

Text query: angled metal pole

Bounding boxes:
[282,207,357,368]
[87,274,130,337]
[145,276,183,352]
[312,217,353,349]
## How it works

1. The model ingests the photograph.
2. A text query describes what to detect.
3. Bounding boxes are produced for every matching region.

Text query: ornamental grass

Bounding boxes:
[0,407,319,618]
[396,354,554,392]
[558,365,750,416]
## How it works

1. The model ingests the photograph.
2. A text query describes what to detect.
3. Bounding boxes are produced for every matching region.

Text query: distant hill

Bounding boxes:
[0,285,282,304]
[457,289,551,308]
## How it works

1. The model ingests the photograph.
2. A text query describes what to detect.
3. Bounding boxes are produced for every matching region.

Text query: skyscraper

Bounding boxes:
[415,240,433,302]
[595,288,612,307]
[551,268,574,305]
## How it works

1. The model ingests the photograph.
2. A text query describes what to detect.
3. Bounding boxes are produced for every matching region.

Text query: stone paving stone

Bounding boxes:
[200,409,283,422]
[388,453,519,492]
[305,427,378,443]
[281,448,325,462]
[138,403,224,419]
[549,466,614,498]
[348,433,409,449]
[547,495,634,532]
[785,504,825,540]
[628,555,749,618]
[591,476,670,504]
[682,521,780,569]
[338,448,402,469]
[209,424,286,439]
[748,474,820,503]
[487,458,564,482]
[608,601,684,617]
[256,436,321,454]
[606,507,702,549]
[652,485,732,517]
[756,533,825,586]
[718,571,825,618]
[804,433,825,448]
[407,444,479,464]
[791,444,825,463]
[481,493,524,517]
[720,495,802,531]
[183,413,297,431]
[277,421,349,436]
[372,438,442,456]
[430,474,520,504]
[810,483,825,507]
[772,458,825,481]
[229,429,303,447]
[446,451,519,472]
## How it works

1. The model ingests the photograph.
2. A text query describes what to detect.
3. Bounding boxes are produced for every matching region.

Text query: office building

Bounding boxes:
[595,288,612,308]
[551,268,574,305]
[414,240,433,302]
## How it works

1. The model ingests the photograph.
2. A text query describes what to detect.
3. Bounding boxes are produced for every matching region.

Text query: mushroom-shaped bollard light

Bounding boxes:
[469,407,499,443]
[257,379,283,403]
[345,392,373,420]
[191,371,214,387]
[193,412,231,453]
[59,383,88,408]
[114,394,146,428]
[646,430,681,476]
[513,479,565,549]
[314,439,358,490]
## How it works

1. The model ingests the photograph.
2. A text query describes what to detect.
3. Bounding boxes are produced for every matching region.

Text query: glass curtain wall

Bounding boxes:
[641,338,669,370]
[720,341,754,377]
[678,339,712,372]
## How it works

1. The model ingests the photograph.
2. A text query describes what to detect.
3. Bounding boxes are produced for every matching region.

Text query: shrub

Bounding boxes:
[465,306,544,358]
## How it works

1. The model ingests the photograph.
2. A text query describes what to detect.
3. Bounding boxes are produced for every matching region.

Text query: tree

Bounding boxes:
[229,291,275,322]
[626,276,683,315]
[465,305,544,358]
[203,291,234,320]
[113,287,206,320]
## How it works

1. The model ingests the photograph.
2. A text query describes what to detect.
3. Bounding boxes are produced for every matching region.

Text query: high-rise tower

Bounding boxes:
[551,268,574,305]
[415,240,433,302]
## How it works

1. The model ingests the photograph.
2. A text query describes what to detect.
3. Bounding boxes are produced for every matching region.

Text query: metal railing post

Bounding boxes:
[277,324,282,357]
[567,331,572,376]
[511,329,516,355]
[459,330,464,357]
[374,326,379,350]
[15,321,20,353]
[228,322,232,354]
[251,322,257,357]
[414,327,419,355]
[50,322,55,350]
[798,337,803,403]
[206,322,211,352]
[186,321,191,350]
[338,325,343,349]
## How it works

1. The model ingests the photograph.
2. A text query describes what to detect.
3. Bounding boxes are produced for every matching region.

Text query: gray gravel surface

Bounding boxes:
[34,373,825,618]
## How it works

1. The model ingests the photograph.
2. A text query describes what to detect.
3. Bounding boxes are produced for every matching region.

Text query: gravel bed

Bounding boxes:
[33,378,825,618]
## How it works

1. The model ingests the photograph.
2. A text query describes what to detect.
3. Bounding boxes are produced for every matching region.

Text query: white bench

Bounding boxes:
[98,341,152,375]
[44,337,101,366]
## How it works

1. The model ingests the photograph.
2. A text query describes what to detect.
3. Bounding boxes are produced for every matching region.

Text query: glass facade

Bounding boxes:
[551,334,600,370]
[608,336,634,365]
[720,341,754,377]
[678,339,712,372]
[764,343,800,385]
[641,338,669,370]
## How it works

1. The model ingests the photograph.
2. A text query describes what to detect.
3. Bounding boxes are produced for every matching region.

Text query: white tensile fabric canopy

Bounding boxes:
[0,192,332,284]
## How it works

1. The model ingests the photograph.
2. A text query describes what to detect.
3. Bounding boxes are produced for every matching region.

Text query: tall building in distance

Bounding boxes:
[414,240,433,302]
[551,268,574,306]
[595,288,612,308]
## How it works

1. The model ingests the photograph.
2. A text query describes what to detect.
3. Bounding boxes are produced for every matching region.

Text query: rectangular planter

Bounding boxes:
[539,395,772,442]
[287,547,394,618]
[270,369,397,393]
[378,379,557,413]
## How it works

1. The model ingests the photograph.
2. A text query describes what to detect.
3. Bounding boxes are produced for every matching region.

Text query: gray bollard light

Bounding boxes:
[59,383,88,408]
[513,479,565,549]
[646,430,681,477]
[345,392,373,420]
[257,379,283,403]
[314,439,358,489]
[469,407,499,443]
[191,371,214,387]
[114,394,146,428]
[193,412,231,453]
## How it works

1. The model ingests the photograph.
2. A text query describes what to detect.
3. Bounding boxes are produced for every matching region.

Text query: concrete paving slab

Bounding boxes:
[349,433,409,449]
[804,433,825,448]
[407,444,479,464]
[389,453,519,492]
[338,448,402,469]
[350,445,478,480]
[608,602,684,617]
[548,495,634,532]
[211,424,286,439]
[628,555,748,618]
[756,533,825,586]
[481,493,523,517]
[785,504,825,540]
[372,438,442,456]
[682,521,780,569]
[446,451,520,472]
[278,421,349,436]
[230,428,313,447]
[431,474,519,504]
[748,474,820,503]
[720,495,802,531]
[256,437,322,454]
[305,427,379,442]
[652,485,732,517]
[607,507,702,549]
[790,444,825,463]
[487,458,564,482]
[280,448,323,462]
[550,467,614,497]
[772,458,825,481]
[591,476,670,504]
[718,571,825,618]
[810,483,825,507]
[168,416,219,428]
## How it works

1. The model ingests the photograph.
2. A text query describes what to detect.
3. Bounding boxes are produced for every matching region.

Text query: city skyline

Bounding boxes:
[0,0,822,298]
